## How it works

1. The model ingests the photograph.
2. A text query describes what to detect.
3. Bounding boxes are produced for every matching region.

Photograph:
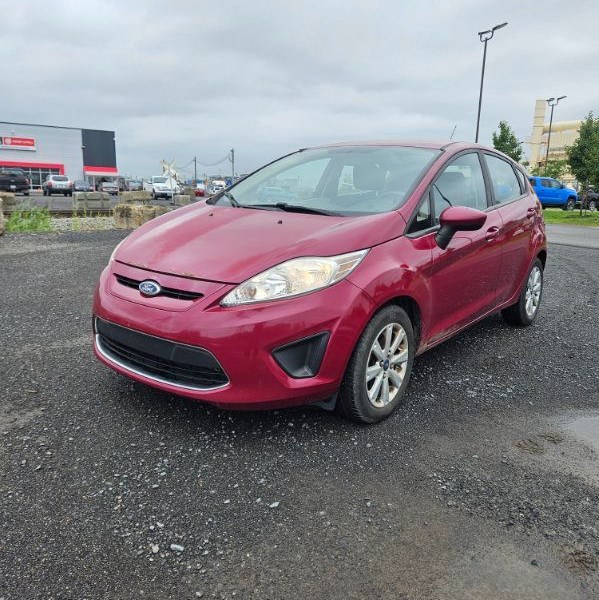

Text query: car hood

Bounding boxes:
[113,202,407,284]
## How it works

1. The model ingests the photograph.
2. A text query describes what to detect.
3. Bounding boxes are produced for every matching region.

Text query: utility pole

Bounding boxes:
[193,156,197,186]
[230,148,235,181]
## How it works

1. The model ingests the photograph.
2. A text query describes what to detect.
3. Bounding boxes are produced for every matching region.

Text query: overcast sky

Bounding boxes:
[4,0,599,178]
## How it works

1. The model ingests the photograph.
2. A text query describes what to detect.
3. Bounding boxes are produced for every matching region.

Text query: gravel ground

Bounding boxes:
[0,231,597,599]
[50,216,116,232]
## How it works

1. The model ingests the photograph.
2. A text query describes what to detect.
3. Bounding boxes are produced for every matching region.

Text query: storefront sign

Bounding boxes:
[0,136,36,151]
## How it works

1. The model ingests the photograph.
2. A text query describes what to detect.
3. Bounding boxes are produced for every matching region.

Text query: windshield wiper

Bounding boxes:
[433,185,453,207]
[248,202,336,216]
[222,191,241,207]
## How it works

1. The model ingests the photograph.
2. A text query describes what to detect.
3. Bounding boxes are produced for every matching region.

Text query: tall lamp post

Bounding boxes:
[475,22,508,143]
[545,96,567,166]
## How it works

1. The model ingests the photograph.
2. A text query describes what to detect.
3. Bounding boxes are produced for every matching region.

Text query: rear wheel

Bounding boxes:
[338,305,414,424]
[501,259,543,327]
[589,199,597,212]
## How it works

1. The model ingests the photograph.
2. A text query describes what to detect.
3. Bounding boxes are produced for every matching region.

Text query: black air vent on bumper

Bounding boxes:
[95,317,228,389]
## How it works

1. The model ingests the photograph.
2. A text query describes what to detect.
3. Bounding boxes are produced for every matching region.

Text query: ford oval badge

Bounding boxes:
[139,280,161,296]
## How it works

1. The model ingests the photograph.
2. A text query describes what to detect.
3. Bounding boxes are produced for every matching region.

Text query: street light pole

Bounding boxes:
[545,96,567,166]
[475,22,508,144]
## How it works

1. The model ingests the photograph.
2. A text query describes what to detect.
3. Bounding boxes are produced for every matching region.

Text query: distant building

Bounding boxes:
[527,99,580,183]
[0,121,117,189]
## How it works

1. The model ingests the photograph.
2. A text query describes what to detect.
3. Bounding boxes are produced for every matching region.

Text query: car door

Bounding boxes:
[425,152,503,343]
[540,178,558,205]
[482,153,537,304]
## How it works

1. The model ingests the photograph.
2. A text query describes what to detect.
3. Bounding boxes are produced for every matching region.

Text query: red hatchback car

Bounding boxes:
[93,141,546,423]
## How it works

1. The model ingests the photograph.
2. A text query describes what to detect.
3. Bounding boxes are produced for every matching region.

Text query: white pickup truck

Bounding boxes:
[143,175,181,199]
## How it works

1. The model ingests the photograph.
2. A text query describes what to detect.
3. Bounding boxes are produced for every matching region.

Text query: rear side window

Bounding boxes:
[485,154,522,204]
[529,178,537,187]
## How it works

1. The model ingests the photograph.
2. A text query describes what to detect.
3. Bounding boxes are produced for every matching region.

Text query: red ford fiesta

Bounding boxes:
[93,141,546,423]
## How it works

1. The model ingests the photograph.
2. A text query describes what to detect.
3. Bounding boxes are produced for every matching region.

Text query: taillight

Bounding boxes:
[25,178,30,185]
[48,181,53,187]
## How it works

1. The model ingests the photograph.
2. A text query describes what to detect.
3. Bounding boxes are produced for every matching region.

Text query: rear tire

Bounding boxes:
[589,199,597,212]
[501,259,544,327]
[338,305,414,424]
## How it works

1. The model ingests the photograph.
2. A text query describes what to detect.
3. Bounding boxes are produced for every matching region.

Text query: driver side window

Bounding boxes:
[432,153,488,224]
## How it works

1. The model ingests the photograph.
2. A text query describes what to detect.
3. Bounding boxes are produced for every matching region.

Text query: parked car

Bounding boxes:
[143,176,181,199]
[194,182,206,197]
[126,179,143,191]
[528,175,577,210]
[580,186,599,211]
[43,174,73,196]
[208,180,226,195]
[73,180,91,192]
[98,180,119,196]
[93,141,546,423]
[0,168,29,195]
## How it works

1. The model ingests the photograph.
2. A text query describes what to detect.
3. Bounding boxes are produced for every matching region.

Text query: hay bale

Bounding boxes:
[121,190,152,204]
[113,204,169,229]
[73,192,110,211]
[173,194,191,206]
[0,192,16,210]
[181,186,196,197]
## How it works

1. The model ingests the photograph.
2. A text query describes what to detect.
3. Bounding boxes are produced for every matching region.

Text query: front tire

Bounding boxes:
[563,198,575,211]
[501,259,544,327]
[338,305,414,424]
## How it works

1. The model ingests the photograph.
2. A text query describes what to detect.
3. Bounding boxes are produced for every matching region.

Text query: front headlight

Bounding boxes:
[221,249,369,306]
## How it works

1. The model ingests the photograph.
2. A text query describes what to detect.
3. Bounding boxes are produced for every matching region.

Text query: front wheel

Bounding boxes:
[502,259,544,327]
[563,198,575,211]
[338,305,414,424]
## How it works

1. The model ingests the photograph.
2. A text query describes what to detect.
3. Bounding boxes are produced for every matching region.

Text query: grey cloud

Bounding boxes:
[2,0,598,176]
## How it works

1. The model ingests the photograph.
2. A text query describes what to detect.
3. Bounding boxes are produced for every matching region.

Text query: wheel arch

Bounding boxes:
[376,295,423,350]
[537,249,547,269]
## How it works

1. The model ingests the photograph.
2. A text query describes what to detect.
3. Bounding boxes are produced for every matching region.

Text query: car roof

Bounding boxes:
[306,140,490,152]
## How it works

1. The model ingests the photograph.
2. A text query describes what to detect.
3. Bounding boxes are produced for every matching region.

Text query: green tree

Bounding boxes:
[531,159,568,179]
[492,120,523,162]
[567,112,599,190]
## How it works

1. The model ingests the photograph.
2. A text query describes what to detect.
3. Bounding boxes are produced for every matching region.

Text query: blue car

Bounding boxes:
[528,176,577,210]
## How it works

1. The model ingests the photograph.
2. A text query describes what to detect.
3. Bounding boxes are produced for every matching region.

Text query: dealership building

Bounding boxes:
[0,121,118,190]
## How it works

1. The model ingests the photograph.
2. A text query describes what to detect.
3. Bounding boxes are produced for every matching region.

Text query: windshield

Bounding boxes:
[215,146,440,215]
[153,177,167,183]
[53,176,68,181]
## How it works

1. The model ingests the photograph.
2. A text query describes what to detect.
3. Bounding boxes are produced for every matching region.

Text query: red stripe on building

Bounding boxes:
[84,165,118,173]
[0,160,64,174]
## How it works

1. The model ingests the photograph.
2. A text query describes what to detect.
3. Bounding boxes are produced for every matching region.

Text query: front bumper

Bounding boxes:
[93,261,375,409]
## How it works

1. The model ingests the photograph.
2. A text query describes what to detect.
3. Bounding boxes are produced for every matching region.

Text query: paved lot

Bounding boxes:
[546,224,599,249]
[0,231,598,599]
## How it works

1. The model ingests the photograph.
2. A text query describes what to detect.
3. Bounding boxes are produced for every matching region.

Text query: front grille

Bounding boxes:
[95,318,228,389]
[115,274,204,301]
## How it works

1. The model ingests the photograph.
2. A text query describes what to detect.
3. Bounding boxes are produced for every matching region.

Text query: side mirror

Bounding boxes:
[435,206,487,250]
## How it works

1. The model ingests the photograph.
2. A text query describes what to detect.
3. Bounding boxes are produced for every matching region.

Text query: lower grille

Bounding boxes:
[95,318,228,390]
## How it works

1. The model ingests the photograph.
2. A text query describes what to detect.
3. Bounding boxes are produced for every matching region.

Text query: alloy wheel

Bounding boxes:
[524,266,542,318]
[365,322,409,408]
